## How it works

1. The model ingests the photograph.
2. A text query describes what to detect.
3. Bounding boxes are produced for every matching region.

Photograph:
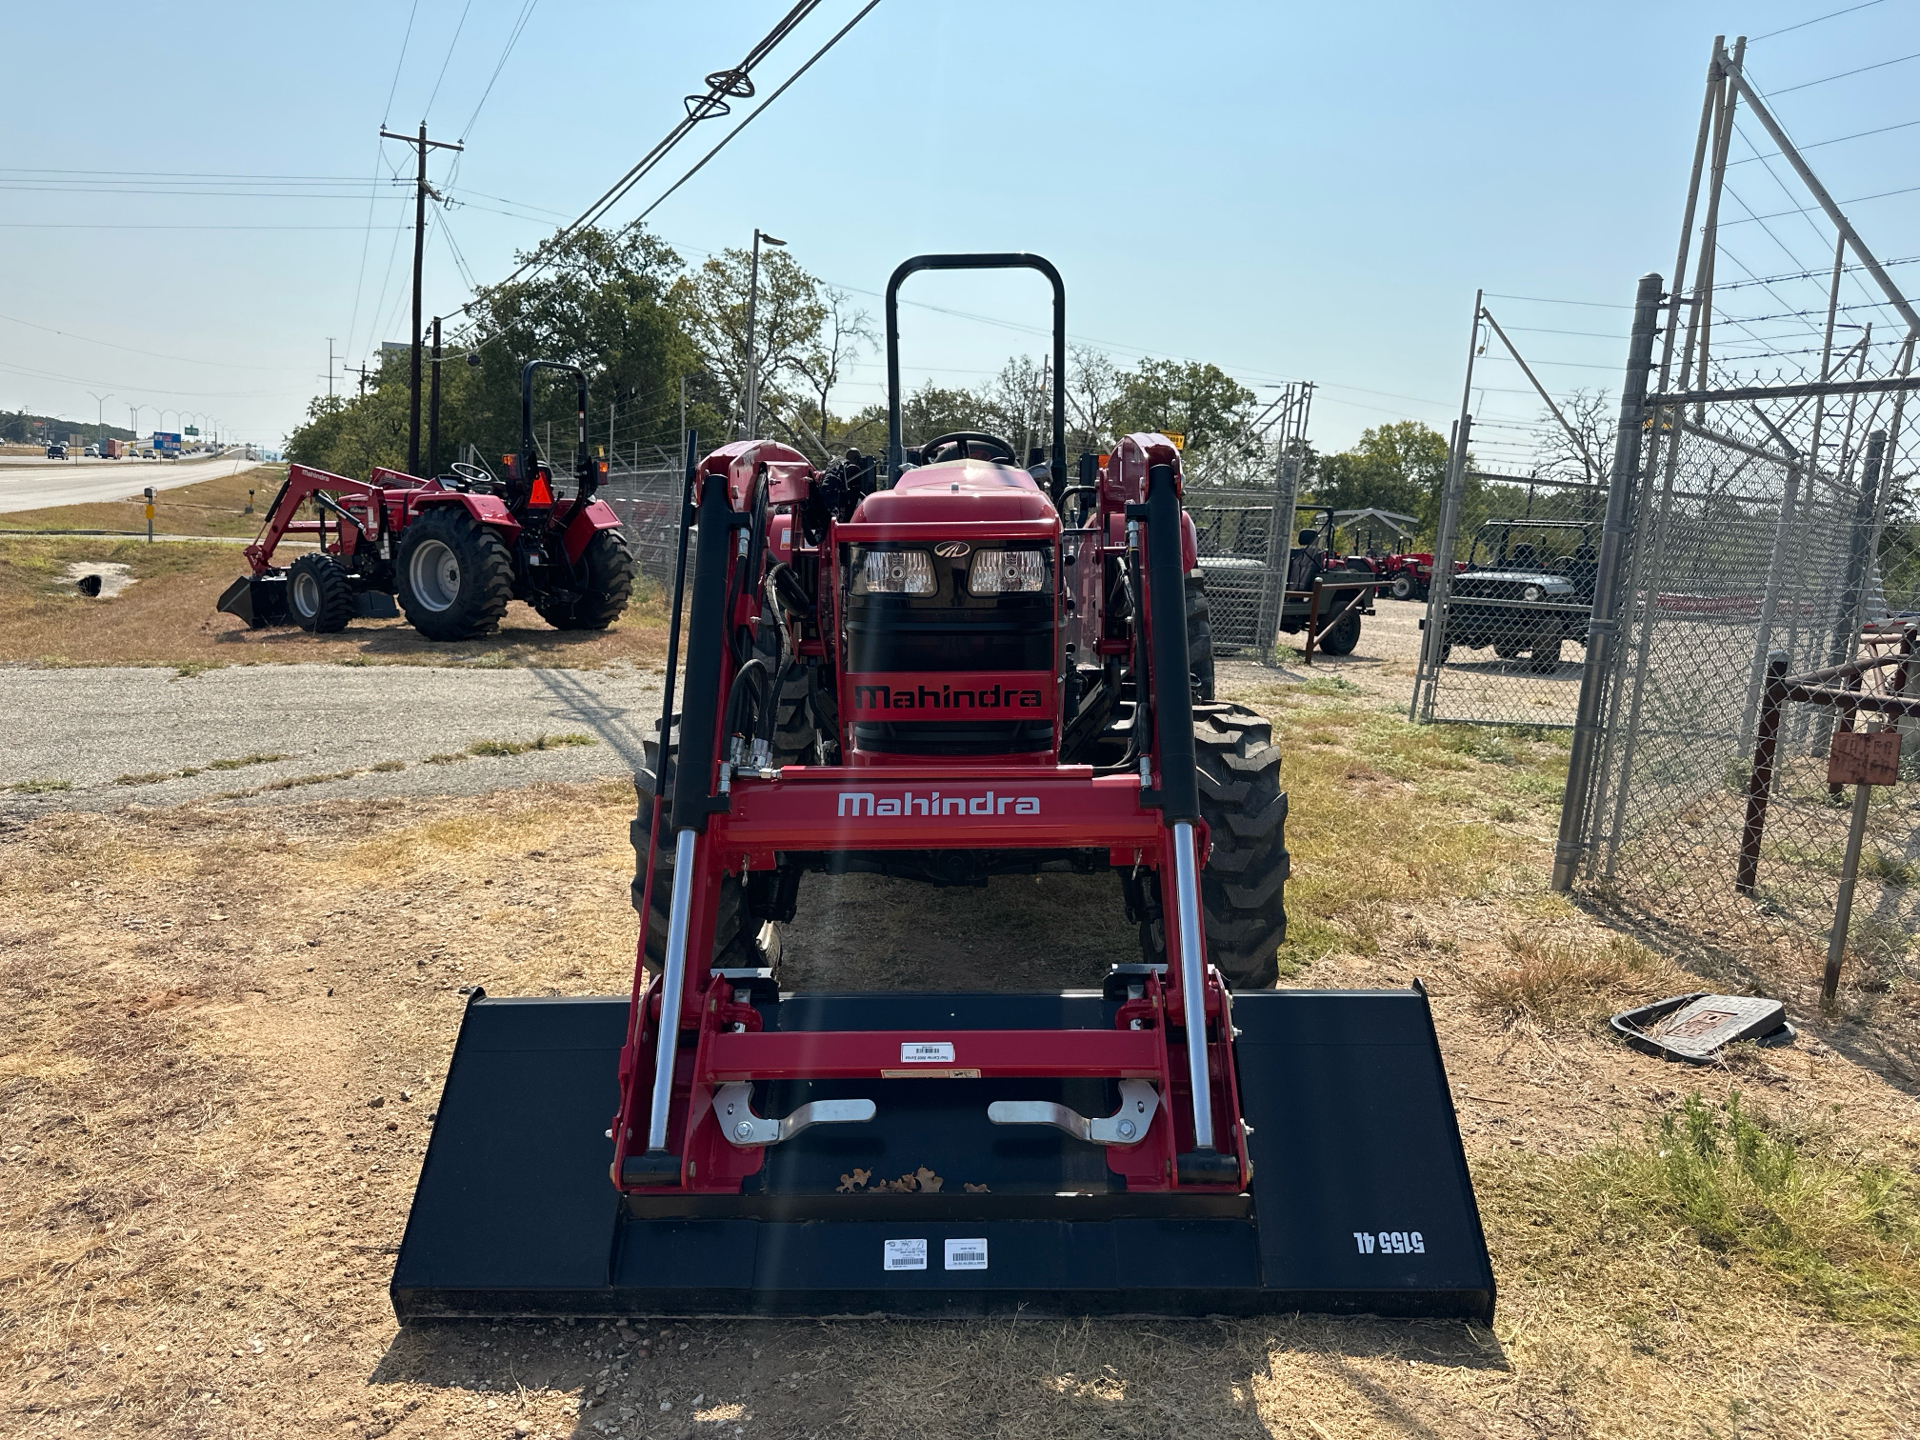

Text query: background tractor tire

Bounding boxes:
[1185,574,1216,701]
[752,607,825,765]
[630,737,781,977]
[1138,702,1290,989]
[1389,572,1415,602]
[395,508,514,641]
[286,553,354,634]
[1317,608,1362,656]
[536,527,635,631]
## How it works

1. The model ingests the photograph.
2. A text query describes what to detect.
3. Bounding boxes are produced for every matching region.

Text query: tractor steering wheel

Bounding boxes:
[917,431,1018,466]
[447,461,493,491]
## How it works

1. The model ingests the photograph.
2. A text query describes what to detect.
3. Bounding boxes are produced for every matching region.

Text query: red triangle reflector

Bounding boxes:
[529,472,554,507]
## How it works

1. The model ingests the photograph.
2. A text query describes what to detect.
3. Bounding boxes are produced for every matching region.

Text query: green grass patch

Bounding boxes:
[1574,1094,1920,1342]
[465,733,596,758]
[6,778,72,794]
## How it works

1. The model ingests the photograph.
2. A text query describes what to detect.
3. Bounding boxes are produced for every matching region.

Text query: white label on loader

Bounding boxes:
[944,1238,988,1271]
[884,1239,928,1271]
[900,1042,956,1064]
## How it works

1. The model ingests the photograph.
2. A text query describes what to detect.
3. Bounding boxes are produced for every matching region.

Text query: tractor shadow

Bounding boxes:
[369,1313,1510,1439]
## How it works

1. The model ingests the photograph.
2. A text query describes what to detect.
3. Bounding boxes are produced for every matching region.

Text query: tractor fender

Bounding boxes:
[559,498,623,563]
[411,491,522,538]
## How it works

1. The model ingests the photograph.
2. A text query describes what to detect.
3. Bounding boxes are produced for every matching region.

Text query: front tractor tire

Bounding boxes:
[536,527,635,631]
[394,508,514,641]
[1138,703,1290,989]
[630,739,781,976]
[286,553,354,634]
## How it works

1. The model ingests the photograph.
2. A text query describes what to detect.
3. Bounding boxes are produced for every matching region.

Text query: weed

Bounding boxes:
[1866,850,1917,887]
[423,753,468,766]
[1469,930,1658,1025]
[114,772,172,787]
[7,778,72,794]
[466,733,596,758]
[171,662,217,679]
[369,760,405,773]
[1574,1093,1920,1340]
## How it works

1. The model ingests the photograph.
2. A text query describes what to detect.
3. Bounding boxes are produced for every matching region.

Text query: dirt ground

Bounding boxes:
[5,660,1920,1439]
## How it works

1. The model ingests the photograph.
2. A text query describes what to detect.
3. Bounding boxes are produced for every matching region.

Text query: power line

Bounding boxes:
[1768,47,1920,95]
[1750,0,1889,43]
[1727,114,1920,165]
[381,0,424,124]
[461,0,541,140]
[634,0,886,225]
[0,313,302,372]
[460,1,830,310]
[425,0,476,121]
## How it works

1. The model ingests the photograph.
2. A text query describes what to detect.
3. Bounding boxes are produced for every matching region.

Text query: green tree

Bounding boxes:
[1312,420,1454,528]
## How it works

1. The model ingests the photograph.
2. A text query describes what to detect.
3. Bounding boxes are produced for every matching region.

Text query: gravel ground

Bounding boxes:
[0,662,663,816]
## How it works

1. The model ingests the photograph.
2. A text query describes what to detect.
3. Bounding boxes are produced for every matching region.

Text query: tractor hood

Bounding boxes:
[854,460,1058,525]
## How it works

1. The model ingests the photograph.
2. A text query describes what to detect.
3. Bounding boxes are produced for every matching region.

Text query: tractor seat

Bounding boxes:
[854,460,1057,524]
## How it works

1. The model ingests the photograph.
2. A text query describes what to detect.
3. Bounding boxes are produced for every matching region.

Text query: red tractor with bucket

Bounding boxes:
[217,360,634,640]
[391,255,1491,1321]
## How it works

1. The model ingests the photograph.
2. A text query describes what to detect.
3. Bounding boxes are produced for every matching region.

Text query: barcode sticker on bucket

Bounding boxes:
[944,1239,988,1271]
[900,1042,955,1063]
[883,1239,927,1271]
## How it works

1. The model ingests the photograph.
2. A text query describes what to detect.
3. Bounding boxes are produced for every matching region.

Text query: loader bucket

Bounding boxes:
[391,985,1493,1321]
[216,573,287,629]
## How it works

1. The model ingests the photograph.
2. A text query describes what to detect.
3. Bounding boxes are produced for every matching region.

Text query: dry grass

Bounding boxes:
[0,463,285,537]
[1468,929,1668,1027]
[0,535,669,670]
[3,670,1920,1436]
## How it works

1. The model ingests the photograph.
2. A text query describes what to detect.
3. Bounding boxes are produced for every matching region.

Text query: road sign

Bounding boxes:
[152,432,182,457]
[184,426,199,437]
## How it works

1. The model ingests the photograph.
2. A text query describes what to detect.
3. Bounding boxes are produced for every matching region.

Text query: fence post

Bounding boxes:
[1551,273,1664,893]
[1735,649,1790,895]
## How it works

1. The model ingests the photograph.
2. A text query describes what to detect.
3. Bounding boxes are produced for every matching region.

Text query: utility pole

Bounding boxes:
[428,316,443,478]
[346,362,372,398]
[326,337,338,400]
[742,228,785,440]
[380,123,463,476]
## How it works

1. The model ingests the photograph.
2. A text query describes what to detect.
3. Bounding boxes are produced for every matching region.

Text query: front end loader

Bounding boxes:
[392,255,1493,1321]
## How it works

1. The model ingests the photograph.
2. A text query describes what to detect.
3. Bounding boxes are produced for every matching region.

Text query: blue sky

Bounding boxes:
[3,0,1915,458]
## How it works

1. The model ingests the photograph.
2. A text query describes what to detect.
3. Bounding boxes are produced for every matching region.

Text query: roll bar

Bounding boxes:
[885,253,1066,487]
[521,358,598,507]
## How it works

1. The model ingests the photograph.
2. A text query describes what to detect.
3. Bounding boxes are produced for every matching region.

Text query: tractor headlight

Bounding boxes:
[968,549,1047,595]
[859,549,935,595]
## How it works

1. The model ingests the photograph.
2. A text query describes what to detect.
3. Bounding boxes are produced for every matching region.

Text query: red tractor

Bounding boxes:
[391,255,1491,1321]
[217,360,634,640]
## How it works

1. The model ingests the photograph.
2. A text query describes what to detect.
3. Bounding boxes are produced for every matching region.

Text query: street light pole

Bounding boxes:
[742,228,785,440]
[87,392,112,451]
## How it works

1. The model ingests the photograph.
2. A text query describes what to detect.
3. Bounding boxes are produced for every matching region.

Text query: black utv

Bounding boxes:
[1438,519,1597,672]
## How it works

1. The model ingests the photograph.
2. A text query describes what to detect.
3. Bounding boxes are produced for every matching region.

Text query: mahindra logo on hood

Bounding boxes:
[933,542,970,557]
[838,789,1039,818]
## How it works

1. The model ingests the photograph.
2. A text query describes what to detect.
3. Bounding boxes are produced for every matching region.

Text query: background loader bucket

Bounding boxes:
[392,987,1493,1321]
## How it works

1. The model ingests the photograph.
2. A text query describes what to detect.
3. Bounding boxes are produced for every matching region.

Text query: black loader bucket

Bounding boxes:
[391,984,1493,1321]
[216,573,287,629]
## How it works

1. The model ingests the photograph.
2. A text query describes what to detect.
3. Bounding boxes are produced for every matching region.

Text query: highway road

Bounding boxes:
[0,448,262,514]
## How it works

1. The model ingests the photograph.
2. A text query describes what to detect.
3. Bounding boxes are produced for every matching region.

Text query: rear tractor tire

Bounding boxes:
[630,738,781,977]
[1136,702,1290,989]
[536,527,635,631]
[286,552,354,634]
[394,508,514,641]
[1389,572,1415,602]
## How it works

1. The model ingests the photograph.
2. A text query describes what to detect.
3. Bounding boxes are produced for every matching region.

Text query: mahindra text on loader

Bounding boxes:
[392,255,1493,1320]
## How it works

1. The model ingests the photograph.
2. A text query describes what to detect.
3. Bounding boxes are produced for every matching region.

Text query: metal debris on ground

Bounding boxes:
[1610,992,1794,1063]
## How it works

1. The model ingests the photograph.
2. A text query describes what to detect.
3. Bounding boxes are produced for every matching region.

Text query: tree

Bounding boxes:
[678,245,829,441]
[1535,388,1611,488]
[1310,420,1453,528]
[779,286,874,461]
[287,225,702,477]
